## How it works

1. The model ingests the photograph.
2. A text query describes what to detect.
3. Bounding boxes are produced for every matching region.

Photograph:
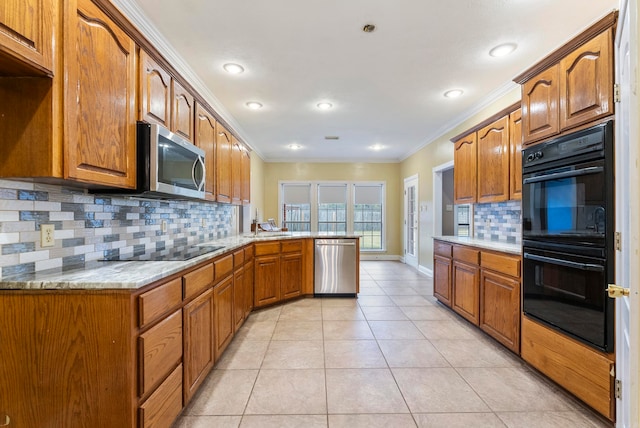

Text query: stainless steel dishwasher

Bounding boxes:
[314,238,358,296]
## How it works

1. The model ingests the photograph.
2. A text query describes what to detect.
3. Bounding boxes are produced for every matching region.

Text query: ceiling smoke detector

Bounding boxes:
[362,24,376,33]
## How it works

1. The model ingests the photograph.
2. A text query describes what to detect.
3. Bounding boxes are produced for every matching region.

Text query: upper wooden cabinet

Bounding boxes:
[0,0,54,75]
[195,104,217,200]
[522,65,560,144]
[216,124,233,203]
[172,80,195,143]
[559,29,613,130]
[477,116,510,203]
[509,109,522,200]
[231,137,243,206]
[515,12,616,146]
[65,0,137,188]
[139,50,171,128]
[241,148,251,206]
[453,133,477,204]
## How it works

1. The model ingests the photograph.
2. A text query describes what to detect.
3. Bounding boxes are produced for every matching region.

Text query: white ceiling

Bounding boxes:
[122,0,618,162]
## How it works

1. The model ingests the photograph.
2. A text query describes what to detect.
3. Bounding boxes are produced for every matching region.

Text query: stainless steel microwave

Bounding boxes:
[108,122,206,200]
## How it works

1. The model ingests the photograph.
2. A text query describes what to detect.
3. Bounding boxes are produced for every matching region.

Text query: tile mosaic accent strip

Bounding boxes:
[0,180,236,279]
[474,200,521,243]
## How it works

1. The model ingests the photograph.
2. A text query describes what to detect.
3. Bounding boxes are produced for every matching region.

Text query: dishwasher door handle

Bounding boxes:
[316,242,357,246]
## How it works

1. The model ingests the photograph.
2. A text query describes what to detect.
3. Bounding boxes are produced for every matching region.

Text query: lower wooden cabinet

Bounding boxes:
[139,364,183,428]
[254,254,281,307]
[254,240,305,308]
[213,275,234,360]
[479,270,520,353]
[433,255,452,307]
[233,266,246,331]
[452,260,480,325]
[183,288,214,404]
[281,252,303,300]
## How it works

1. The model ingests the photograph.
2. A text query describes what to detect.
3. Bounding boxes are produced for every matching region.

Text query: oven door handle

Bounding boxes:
[524,253,605,272]
[523,166,603,184]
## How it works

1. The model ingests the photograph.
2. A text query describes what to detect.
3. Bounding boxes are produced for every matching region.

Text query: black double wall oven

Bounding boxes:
[522,120,614,352]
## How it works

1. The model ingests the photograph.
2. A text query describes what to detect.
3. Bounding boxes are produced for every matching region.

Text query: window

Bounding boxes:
[279,181,386,251]
[353,184,383,250]
[317,184,347,234]
[281,183,311,232]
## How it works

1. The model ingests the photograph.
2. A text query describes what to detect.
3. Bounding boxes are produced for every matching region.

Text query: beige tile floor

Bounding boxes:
[175,261,612,428]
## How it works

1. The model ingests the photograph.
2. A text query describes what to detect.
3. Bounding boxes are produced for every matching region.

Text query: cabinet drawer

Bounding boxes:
[244,244,254,262]
[183,263,213,300]
[481,251,521,278]
[233,249,244,268]
[281,239,303,253]
[214,254,233,281]
[138,278,182,328]
[139,364,183,428]
[453,245,480,265]
[255,241,280,256]
[434,241,452,258]
[139,310,182,397]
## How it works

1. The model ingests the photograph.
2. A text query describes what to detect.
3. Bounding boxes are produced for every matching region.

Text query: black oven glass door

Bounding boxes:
[522,159,606,246]
[523,247,612,351]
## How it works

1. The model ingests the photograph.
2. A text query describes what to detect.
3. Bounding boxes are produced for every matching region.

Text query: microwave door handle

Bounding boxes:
[523,166,604,184]
[192,156,205,191]
[524,253,605,272]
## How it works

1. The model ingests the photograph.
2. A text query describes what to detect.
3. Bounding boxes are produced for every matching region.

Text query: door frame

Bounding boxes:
[432,160,455,237]
[403,174,419,269]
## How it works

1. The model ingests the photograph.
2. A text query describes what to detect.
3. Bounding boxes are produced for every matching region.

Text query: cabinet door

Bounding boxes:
[452,260,480,325]
[522,65,560,145]
[0,0,54,74]
[254,255,281,308]
[477,116,510,203]
[241,148,251,205]
[231,137,243,205]
[66,0,136,188]
[213,276,234,359]
[433,255,452,307]
[233,267,245,331]
[216,125,233,203]
[244,261,254,317]
[559,29,613,130]
[509,109,522,200]
[139,50,171,128]
[281,252,303,300]
[480,270,520,353]
[196,104,217,200]
[183,288,214,404]
[171,80,195,143]
[453,133,477,204]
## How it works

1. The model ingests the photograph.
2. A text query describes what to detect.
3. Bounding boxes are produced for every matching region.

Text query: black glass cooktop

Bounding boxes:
[99,244,225,262]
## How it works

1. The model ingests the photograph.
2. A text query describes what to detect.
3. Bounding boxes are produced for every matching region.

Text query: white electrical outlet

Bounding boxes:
[41,224,55,247]
[201,218,206,228]
[161,220,167,233]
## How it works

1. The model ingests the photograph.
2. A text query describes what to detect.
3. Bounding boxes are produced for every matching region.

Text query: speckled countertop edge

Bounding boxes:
[433,236,522,255]
[0,233,359,291]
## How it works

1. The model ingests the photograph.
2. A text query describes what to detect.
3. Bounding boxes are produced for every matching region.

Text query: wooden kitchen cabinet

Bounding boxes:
[254,240,304,308]
[172,79,195,143]
[213,275,234,360]
[480,269,520,353]
[196,104,217,200]
[452,259,480,325]
[232,136,243,205]
[453,133,477,204]
[216,124,233,203]
[281,251,303,300]
[139,364,183,428]
[0,0,54,75]
[521,65,560,145]
[559,29,613,131]
[433,240,453,307]
[66,0,137,188]
[242,147,251,205]
[183,288,214,404]
[139,50,171,128]
[254,254,281,307]
[477,116,510,203]
[509,109,523,200]
[233,249,245,331]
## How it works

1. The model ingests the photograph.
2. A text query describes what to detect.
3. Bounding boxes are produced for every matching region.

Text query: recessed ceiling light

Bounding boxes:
[370,144,384,151]
[489,43,517,57]
[317,102,333,110]
[246,101,263,110]
[223,63,245,74]
[288,144,302,150]
[444,89,464,99]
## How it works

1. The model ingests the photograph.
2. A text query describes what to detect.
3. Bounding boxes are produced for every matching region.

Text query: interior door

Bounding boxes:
[404,176,418,268]
[614,0,638,425]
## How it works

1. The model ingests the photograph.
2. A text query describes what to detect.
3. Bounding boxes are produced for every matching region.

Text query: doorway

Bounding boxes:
[433,161,455,237]
[403,175,418,268]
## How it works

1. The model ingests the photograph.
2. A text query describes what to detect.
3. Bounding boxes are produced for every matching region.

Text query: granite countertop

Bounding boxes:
[433,236,522,255]
[0,233,359,291]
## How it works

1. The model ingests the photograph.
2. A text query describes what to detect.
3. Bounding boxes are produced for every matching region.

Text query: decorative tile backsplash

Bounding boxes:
[474,200,521,243]
[0,180,236,280]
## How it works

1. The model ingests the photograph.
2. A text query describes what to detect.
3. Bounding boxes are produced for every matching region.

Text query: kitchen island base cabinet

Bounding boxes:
[521,316,614,421]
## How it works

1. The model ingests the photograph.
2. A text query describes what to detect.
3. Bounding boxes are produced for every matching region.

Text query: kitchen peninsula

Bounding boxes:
[0,233,359,427]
